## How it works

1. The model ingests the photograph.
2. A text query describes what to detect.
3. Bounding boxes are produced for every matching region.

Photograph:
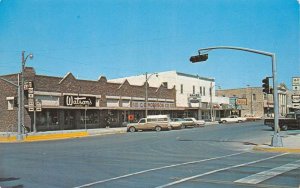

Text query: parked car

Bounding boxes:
[127,115,172,132]
[244,114,262,121]
[171,118,193,129]
[184,117,206,127]
[264,112,300,131]
[219,115,247,124]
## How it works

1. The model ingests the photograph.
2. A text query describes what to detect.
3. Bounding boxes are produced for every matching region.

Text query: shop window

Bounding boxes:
[80,110,99,124]
[36,110,59,126]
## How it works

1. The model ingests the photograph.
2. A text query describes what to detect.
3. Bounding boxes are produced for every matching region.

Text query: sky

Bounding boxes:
[0,0,299,89]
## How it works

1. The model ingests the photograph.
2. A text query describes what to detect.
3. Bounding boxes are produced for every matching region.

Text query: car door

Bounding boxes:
[138,118,147,131]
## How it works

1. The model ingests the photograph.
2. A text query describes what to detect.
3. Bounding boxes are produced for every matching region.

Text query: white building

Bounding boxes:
[109,71,229,120]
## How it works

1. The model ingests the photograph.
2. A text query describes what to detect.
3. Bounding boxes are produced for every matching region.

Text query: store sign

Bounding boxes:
[236,98,247,105]
[292,95,300,103]
[132,101,175,109]
[64,95,96,107]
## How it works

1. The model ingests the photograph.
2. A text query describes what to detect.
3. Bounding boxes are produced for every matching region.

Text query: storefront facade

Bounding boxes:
[0,67,177,132]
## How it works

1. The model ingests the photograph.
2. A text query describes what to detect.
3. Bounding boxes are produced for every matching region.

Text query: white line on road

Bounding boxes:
[155,153,288,188]
[234,159,300,184]
[73,151,248,188]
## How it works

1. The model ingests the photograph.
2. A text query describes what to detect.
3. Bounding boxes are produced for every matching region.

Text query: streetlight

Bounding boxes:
[190,46,282,147]
[21,51,33,139]
[145,72,158,117]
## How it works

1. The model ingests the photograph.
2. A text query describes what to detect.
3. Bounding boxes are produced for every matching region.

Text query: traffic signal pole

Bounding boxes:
[190,46,282,147]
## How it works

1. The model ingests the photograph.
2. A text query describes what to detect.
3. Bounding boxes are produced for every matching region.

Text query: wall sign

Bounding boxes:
[64,95,96,107]
[132,101,175,109]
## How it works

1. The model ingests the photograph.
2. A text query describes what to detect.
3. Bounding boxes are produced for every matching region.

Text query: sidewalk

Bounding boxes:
[0,127,127,143]
[253,131,300,153]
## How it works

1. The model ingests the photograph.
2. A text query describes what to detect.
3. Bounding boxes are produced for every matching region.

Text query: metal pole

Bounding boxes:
[85,105,87,130]
[33,110,36,133]
[21,51,25,135]
[145,72,148,117]
[271,54,282,147]
[250,87,253,116]
[17,74,22,140]
[196,46,282,147]
[210,82,213,121]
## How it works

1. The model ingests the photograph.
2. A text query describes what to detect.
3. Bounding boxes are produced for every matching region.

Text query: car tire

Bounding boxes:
[129,127,136,132]
[281,125,288,131]
[237,120,242,123]
[181,125,186,129]
[222,120,226,124]
[155,126,162,132]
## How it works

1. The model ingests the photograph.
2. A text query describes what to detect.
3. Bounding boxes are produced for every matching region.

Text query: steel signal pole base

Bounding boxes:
[271,133,283,147]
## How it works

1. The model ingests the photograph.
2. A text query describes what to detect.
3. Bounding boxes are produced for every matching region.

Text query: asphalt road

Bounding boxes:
[0,121,299,188]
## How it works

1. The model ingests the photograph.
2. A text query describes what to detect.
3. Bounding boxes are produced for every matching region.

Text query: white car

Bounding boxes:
[184,118,205,127]
[219,115,247,124]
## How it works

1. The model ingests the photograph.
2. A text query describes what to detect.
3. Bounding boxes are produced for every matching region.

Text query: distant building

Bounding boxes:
[109,71,230,121]
[216,84,289,118]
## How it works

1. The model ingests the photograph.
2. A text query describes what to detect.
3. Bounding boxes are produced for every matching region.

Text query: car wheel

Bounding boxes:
[155,126,162,132]
[281,125,288,131]
[222,120,226,124]
[237,120,242,123]
[129,127,136,132]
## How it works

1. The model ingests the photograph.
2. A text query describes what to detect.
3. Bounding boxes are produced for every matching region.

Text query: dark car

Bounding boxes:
[264,112,300,131]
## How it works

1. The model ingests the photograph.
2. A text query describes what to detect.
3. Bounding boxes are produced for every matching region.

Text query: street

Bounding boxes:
[0,121,299,188]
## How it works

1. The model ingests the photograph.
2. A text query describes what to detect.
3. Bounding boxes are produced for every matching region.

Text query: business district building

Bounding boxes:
[1,67,298,132]
[0,68,233,132]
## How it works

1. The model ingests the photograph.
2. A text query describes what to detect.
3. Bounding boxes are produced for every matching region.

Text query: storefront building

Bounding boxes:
[0,67,177,132]
[216,84,289,118]
[109,71,230,121]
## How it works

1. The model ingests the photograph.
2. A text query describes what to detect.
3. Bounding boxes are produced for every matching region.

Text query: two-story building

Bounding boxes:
[109,71,230,121]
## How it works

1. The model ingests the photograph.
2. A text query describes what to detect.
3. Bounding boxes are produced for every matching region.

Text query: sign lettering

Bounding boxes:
[64,95,96,107]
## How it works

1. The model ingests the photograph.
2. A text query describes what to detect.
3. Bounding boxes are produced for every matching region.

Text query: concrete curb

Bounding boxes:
[253,145,300,153]
[0,128,127,143]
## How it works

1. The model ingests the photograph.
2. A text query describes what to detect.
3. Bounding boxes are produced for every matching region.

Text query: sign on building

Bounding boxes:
[292,77,300,91]
[236,98,247,105]
[64,95,96,107]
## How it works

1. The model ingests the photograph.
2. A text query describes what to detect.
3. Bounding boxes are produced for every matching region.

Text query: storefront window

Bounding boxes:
[36,109,59,126]
[80,110,99,124]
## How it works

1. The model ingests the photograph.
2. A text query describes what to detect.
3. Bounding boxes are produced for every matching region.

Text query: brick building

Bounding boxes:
[216,85,289,118]
[0,67,177,132]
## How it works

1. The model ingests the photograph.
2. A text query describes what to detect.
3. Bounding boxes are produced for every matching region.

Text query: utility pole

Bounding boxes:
[21,51,33,138]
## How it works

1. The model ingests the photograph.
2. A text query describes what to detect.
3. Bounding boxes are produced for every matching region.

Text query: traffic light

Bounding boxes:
[262,77,270,93]
[190,54,208,63]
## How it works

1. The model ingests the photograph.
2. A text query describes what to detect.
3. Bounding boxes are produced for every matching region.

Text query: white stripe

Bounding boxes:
[235,159,300,184]
[155,153,288,188]
[73,151,247,188]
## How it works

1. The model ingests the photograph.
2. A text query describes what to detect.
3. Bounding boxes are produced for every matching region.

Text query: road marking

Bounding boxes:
[73,151,247,188]
[155,153,288,188]
[234,159,300,184]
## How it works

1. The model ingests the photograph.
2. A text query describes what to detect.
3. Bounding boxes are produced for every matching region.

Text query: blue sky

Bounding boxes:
[0,0,299,89]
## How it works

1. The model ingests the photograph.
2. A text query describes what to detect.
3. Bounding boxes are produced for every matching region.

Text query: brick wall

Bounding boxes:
[216,87,265,117]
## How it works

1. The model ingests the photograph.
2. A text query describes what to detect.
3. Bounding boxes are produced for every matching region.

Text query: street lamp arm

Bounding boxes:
[198,46,274,57]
